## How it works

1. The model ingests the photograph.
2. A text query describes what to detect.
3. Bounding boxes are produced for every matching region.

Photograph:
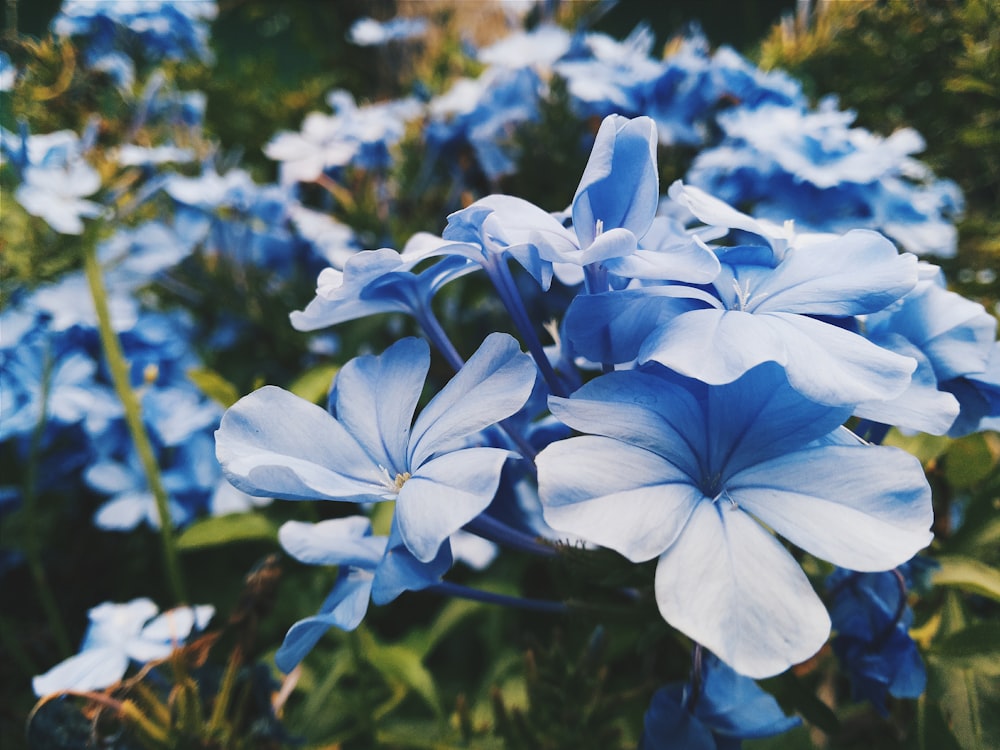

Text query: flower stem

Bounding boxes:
[464,514,557,558]
[82,240,186,604]
[22,344,73,657]
[428,581,567,614]
[487,258,567,398]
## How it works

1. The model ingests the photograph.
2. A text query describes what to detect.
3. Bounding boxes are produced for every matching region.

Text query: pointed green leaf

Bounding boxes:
[187,368,241,407]
[933,556,1000,602]
[176,513,278,551]
[289,363,340,404]
[929,623,1000,674]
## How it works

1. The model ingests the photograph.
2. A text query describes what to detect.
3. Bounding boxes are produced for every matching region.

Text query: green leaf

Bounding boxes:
[917,693,964,750]
[186,367,241,407]
[933,556,1000,602]
[929,623,1000,674]
[289,362,339,404]
[358,629,441,718]
[927,653,1000,750]
[945,433,998,489]
[176,513,278,551]
[883,429,951,465]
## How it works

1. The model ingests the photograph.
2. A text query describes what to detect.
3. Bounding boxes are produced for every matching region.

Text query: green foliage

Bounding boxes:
[758,0,1000,303]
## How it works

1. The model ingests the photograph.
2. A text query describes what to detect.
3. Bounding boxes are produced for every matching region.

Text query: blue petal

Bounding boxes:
[639,309,916,405]
[331,337,428,473]
[730,444,933,571]
[274,573,374,672]
[695,654,801,739]
[654,501,831,678]
[33,648,129,696]
[397,447,513,562]
[408,332,535,467]
[641,686,716,750]
[537,435,701,562]
[573,115,658,248]
[564,287,712,365]
[371,520,453,605]
[547,371,706,479]
[278,518,387,568]
[752,231,917,316]
[216,386,386,501]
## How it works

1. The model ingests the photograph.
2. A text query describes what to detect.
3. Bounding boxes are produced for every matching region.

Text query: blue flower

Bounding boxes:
[216,333,536,561]
[827,565,929,714]
[686,99,963,257]
[858,264,996,435]
[273,516,451,671]
[289,238,476,332]
[641,654,800,749]
[33,598,214,696]
[347,16,428,46]
[536,363,933,677]
[15,159,103,235]
[567,181,920,406]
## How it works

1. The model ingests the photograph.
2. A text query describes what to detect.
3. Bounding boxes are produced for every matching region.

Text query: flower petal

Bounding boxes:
[397,447,512,561]
[537,436,701,562]
[408,332,535,467]
[33,648,129,696]
[278,518,387,568]
[216,386,384,501]
[274,573,374,672]
[331,337,428,472]
[731,444,933,572]
[654,501,831,678]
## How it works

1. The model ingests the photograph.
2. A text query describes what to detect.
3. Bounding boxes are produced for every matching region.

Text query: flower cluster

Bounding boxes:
[8,3,999,745]
[215,110,997,736]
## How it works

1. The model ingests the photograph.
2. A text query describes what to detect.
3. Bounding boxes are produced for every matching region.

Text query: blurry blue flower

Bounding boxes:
[427,67,542,181]
[553,25,662,118]
[265,91,422,183]
[827,566,928,714]
[274,516,451,671]
[477,24,571,69]
[0,331,120,442]
[686,99,963,257]
[348,16,428,46]
[217,333,536,561]
[52,0,217,79]
[537,362,933,677]
[641,654,800,749]
[15,159,103,235]
[33,598,214,696]
[0,50,16,91]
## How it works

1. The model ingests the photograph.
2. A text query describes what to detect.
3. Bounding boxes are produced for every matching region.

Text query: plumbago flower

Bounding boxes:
[641,653,799,749]
[566,181,920,408]
[216,332,536,562]
[536,362,933,678]
[33,598,214,696]
[826,564,930,715]
[273,516,452,671]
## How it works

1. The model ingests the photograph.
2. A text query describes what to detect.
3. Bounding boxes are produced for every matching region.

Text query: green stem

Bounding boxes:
[23,345,73,657]
[82,241,186,604]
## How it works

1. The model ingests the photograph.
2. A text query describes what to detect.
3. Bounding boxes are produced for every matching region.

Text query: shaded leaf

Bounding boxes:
[187,367,241,408]
[289,362,340,404]
[177,513,278,551]
[933,556,1000,602]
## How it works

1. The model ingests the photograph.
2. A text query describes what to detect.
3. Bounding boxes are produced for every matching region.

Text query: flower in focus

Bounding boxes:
[216,333,536,561]
[537,362,933,677]
[641,653,800,749]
